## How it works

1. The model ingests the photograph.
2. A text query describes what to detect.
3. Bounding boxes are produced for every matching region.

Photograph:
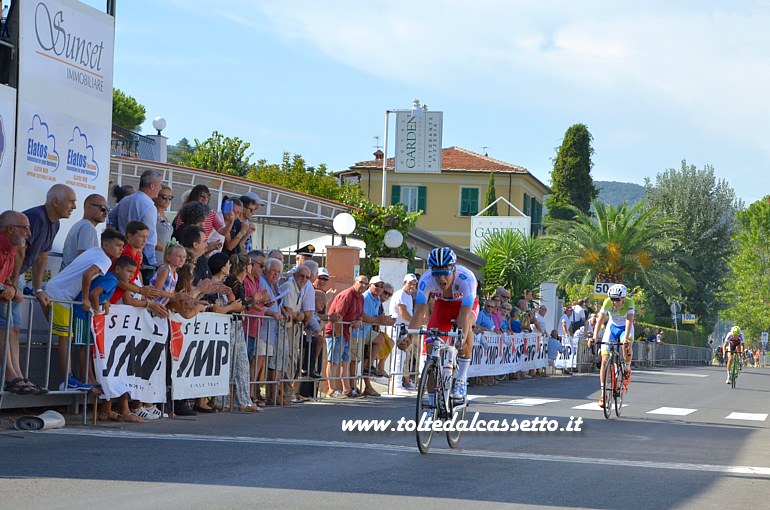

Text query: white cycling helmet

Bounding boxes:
[607,284,627,299]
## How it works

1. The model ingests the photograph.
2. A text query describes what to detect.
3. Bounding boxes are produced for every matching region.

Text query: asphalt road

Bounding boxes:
[2,364,769,509]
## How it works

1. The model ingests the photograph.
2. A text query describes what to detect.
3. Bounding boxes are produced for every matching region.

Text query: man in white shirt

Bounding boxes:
[560,306,575,338]
[390,274,418,391]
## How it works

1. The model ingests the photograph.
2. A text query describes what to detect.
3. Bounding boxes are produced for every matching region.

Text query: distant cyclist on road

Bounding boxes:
[588,284,635,408]
[722,326,744,384]
[404,247,479,403]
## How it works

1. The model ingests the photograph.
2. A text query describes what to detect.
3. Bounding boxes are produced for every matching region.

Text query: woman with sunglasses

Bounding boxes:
[404,247,479,402]
[587,284,635,408]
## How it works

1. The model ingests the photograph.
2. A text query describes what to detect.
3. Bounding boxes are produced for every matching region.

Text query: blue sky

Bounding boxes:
[85,0,769,204]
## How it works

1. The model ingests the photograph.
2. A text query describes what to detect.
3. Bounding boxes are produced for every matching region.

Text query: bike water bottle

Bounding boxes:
[443,345,457,380]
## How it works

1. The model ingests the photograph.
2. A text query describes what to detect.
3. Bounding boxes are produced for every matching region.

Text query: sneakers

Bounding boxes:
[328,390,344,398]
[451,379,467,401]
[402,379,416,391]
[726,376,731,384]
[345,388,361,398]
[59,373,93,392]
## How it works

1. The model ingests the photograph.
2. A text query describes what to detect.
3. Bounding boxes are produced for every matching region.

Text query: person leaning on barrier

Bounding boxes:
[224,253,261,413]
[278,264,310,404]
[20,184,77,312]
[45,228,127,391]
[390,273,418,392]
[244,250,268,404]
[358,276,396,397]
[0,211,46,396]
[324,275,367,398]
[260,257,286,404]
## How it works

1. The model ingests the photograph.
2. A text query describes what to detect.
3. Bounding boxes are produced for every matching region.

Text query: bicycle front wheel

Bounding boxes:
[446,387,467,449]
[603,358,613,419]
[614,362,624,417]
[416,359,438,454]
[731,363,738,389]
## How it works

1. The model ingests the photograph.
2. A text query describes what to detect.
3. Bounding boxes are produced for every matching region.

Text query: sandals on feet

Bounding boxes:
[4,378,35,395]
[24,379,49,395]
[97,411,121,422]
[120,412,147,423]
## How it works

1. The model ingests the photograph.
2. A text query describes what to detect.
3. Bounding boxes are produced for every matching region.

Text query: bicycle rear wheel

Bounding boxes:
[603,358,613,419]
[416,359,438,454]
[446,386,467,449]
[614,362,624,417]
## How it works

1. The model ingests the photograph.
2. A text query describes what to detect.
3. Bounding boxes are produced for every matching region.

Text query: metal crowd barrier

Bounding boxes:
[0,296,96,415]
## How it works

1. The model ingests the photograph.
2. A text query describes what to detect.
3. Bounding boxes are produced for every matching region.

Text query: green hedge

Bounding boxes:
[636,322,702,347]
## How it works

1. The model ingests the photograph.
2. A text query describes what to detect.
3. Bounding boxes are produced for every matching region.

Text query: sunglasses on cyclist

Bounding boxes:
[610,297,623,302]
[431,268,453,278]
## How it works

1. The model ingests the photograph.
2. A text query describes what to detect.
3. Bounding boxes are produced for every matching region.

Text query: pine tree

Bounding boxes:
[546,123,597,220]
[483,171,498,216]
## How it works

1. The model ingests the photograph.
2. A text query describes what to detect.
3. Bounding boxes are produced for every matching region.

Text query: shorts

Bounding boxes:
[601,323,634,355]
[72,315,92,346]
[52,302,73,337]
[425,298,480,343]
[349,330,363,361]
[248,336,274,360]
[0,300,21,329]
[326,335,350,363]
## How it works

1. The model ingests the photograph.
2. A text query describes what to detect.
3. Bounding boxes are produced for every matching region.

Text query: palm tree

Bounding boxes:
[543,200,693,296]
[474,229,549,298]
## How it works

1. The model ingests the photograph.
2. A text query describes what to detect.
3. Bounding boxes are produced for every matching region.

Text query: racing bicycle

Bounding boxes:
[399,325,467,454]
[728,352,742,389]
[597,341,628,419]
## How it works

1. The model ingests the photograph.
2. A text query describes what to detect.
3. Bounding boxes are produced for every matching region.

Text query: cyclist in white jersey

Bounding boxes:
[588,283,635,408]
[405,247,480,401]
[722,326,744,384]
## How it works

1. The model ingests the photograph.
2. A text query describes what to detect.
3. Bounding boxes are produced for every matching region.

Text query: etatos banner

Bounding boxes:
[91,305,168,402]
[14,0,115,251]
[170,312,232,400]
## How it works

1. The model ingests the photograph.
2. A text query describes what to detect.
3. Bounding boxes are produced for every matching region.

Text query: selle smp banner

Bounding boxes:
[91,305,168,402]
[468,332,547,377]
[169,312,232,400]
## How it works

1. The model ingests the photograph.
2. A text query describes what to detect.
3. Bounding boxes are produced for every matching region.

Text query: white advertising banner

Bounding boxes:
[469,332,546,377]
[91,305,169,402]
[15,0,114,250]
[554,336,578,370]
[394,111,442,173]
[170,312,232,400]
[470,215,532,251]
[0,84,15,187]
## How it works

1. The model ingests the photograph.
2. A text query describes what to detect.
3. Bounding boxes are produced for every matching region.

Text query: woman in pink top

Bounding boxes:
[174,184,224,238]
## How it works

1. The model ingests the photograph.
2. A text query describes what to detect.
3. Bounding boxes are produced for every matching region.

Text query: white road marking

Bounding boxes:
[633,371,708,378]
[497,398,560,407]
[647,407,697,416]
[726,412,768,422]
[572,402,627,411]
[41,429,770,478]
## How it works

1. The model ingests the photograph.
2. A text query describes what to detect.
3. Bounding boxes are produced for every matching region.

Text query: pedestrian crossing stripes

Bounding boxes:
[726,412,768,421]
[647,407,697,416]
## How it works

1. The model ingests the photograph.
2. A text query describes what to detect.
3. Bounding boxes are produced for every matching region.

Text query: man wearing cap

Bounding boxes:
[390,273,418,391]
[284,244,315,281]
[356,276,396,397]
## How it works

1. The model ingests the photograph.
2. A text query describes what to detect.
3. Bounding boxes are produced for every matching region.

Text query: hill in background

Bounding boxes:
[595,181,646,206]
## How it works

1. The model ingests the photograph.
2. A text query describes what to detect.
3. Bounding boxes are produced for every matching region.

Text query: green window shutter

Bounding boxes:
[460,188,478,216]
[523,193,530,216]
[391,185,401,206]
[417,186,427,214]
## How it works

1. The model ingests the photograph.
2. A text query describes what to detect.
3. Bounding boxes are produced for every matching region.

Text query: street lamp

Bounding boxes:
[381,99,427,206]
[152,116,167,135]
[333,212,356,247]
[383,229,404,249]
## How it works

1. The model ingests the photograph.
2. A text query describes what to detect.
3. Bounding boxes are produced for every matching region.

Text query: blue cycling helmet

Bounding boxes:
[427,247,456,268]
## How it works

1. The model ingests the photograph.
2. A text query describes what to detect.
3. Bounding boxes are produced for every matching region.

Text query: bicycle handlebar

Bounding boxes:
[397,324,462,340]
